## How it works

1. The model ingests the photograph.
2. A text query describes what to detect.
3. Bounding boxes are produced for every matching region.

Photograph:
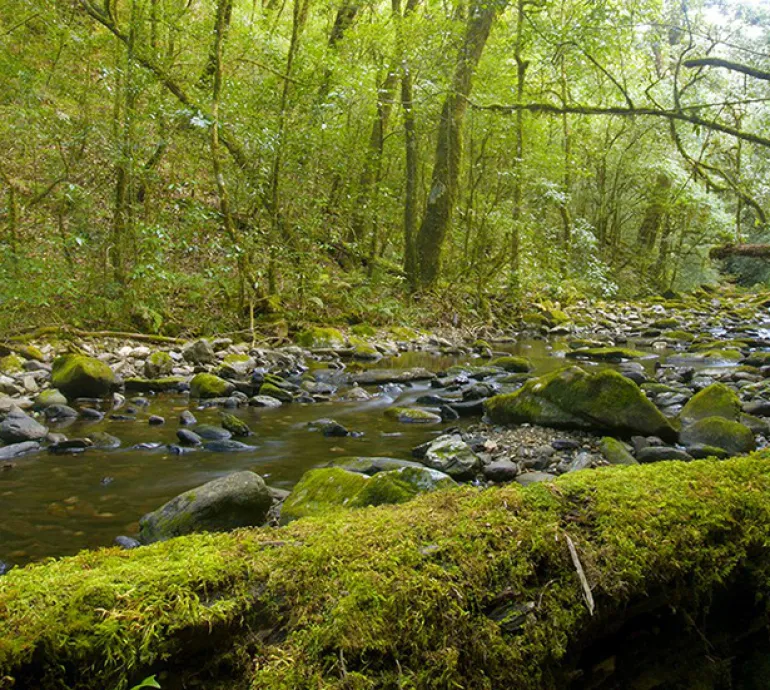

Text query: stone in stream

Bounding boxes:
[742,400,770,417]
[220,413,252,437]
[177,429,203,446]
[258,383,293,403]
[350,368,435,386]
[114,536,141,550]
[190,373,235,399]
[484,367,676,440]
[679,383,741,426]
[421,434,481,481]
[488,356,532,373]
[309,418,349,438]
[144,352,174,379]
[636,446,693,463]
[139,470,273,544]
[384,407,442,424]
[179,410,197,426]
[249,395,283,408]
[599,437,638,466]
[182,339,216,365]
[34,389,68,408]
[51,354,116,399]
[148,415,165,426]
[0,408,48,443]
[79,407,104,420]
[565,451,593,473]
[88,432,121,449]
[193,424,232,440]
[679,417,756,457]
[0,561,11,576]
[203,440,257,453]
[44,404,79,421]
[0,441,40,461]
[439,405,460,422]
[447,399,485,417]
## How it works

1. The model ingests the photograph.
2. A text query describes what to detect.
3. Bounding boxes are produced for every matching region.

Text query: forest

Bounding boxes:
[2,0,770,333]
[7,1,770,689]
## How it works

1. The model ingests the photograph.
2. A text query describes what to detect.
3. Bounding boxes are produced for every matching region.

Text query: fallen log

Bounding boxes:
[3,453,770,689]
[710,243,770,260]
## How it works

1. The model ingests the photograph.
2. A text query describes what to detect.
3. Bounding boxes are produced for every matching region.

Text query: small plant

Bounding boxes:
[128,676,161,690]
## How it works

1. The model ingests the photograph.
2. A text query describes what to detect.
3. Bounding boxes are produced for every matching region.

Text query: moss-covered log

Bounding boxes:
[4,454,770,689]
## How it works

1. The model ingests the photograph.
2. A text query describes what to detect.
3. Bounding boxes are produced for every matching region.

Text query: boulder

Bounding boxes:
[483,458,519,482]
[485,367,676,439]
[190,373,235,399]
[350,467,455,507]
[34,389,68,409]
[679,383,741,426]
[51,355,115,399]
[144,351,174,378]
[220,413,252,437]
[258,383,293,403]
[296,327,346,349]
[421,434,481,480]
[488,356,532,373]
[599,437,638,466]
[139,471,273,543]
[182,339,216,365]
[0,408,48,443]
[679,417,756,457]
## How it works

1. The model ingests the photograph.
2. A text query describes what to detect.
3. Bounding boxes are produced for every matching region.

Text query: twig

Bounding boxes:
[566,534,595,616]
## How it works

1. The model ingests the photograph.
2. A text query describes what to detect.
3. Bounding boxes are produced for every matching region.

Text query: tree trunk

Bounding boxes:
[508,0,526,293]
[414,0,508,289]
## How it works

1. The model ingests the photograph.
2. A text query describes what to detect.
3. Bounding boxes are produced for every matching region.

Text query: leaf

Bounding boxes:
[308,296,324,309]
[128,676,161,690]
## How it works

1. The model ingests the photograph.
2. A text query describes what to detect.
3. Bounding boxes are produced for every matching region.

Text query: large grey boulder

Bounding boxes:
[138,471,273,544]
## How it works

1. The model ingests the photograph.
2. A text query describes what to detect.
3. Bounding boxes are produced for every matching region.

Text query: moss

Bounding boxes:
[688,349,744,362]
[223,353,252,364]
[565,347,649,362]
[389,325,419,340]
[220,413,251,437]
[689,339,748,353]
[679,383,741,426]
[190,373,234,399]
[6,454,770,688]
[351,467,456,507]
[0,354,24,373]
[15,345,45,362]
[743,352,770,367]
[144,351,173,378]
[651,317,680,329]
[351,324,377,337]
[485,367,676,439]
[680,416,756,456]
[664,330,695,342]
[348,336,380,360]
[280,468,369,523]
[471,339,491,351]
[51,354,115,398]
[296,327,346,349]
[384,406,442,424]
[124,377,186,393]
[599,437,638,466]
[489,356,532,373]
[34,388,68,408]
[258,382,293,403]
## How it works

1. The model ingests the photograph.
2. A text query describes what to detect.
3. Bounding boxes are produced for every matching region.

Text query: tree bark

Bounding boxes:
[413,0,508,289]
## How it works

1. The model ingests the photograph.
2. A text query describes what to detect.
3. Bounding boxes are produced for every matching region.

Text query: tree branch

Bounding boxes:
[683,57,770,82]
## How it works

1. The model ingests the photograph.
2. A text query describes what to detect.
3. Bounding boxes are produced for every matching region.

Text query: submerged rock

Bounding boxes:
[51,355,115,399]
[139,471,272,543]
[484,367,676,439]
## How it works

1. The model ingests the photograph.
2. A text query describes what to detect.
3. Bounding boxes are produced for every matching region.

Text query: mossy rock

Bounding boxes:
[565,347,649,363]
[190,373,235,399]
[280,467,369,523]
[34,388,68,409]
[351,467,456,507]
[15,345,44,362]
[471,339,491,351]
[679,383,741,426]
[329,457,424,475]
[679,416,756,456]
[139,471,272,544]
[258,382,293,403]
[489,356,532,373]
[664,330,695,342]
[349,336,380,360]
[484,366,676,440]
[389,325,419,340]
[688,349,744,362]
[384,406,442,424]
[351,324,377,337]
[51,355,116,399]
[743,351,770,367]
[599,437,638,466]
[296,327,346,349]
[0,354,24,374]
[144,351,174,378]
[689,339,748,353]
[124,377,186,393]
[651,317,680,329]
[220,413,251,437]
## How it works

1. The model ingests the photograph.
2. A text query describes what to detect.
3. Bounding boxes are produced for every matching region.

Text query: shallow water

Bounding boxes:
[0,337,747,566]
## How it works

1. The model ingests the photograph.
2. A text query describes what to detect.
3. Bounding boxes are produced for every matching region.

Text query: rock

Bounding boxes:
[79,408,104,420]
[296,327,346,349]
[310,418,349,437]
[190,373,235,399]
[679,383,741,426]
[180,410,197,426]
[182,339,216,365]
[566,451,593,473]
[349,336,381,360]
[193,424,231,440]
[515,471,556,486]
[249,395,283,408]
[51,355,115,399]
[148,415,165,426]
[384,407,442,424]
[139,471,272,543]
[258,383,293,403]
[489,356,532,373]
[0,561,11,576]
[636,446,691,463]
[203,440,257,452]
[220,413,251,437]
[599,437,638,466]
[0,441,40,461]
[447,400,485,417]
[0,354,24,374]
[350,368,435,385]
[0,409,48,443]
[329,456,424,475]
[43,404,79,421]
[350,467,455,507]
[34,389,68,408]
[88,432,121,449]
[552,439,580,451]
[679,416,756,456]
[114,536,141,550]
[177,429,203,446]
[483,458,519,482]
[124,377,186,393]
[422,434,481,480]
[484,367,676,440]
[280,467,369,523]
[565,347,649,362]
[686,444,732,460]
[144,351,174,378]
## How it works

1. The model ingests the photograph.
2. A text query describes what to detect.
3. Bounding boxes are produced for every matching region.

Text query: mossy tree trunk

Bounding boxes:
[4,455,770,689]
